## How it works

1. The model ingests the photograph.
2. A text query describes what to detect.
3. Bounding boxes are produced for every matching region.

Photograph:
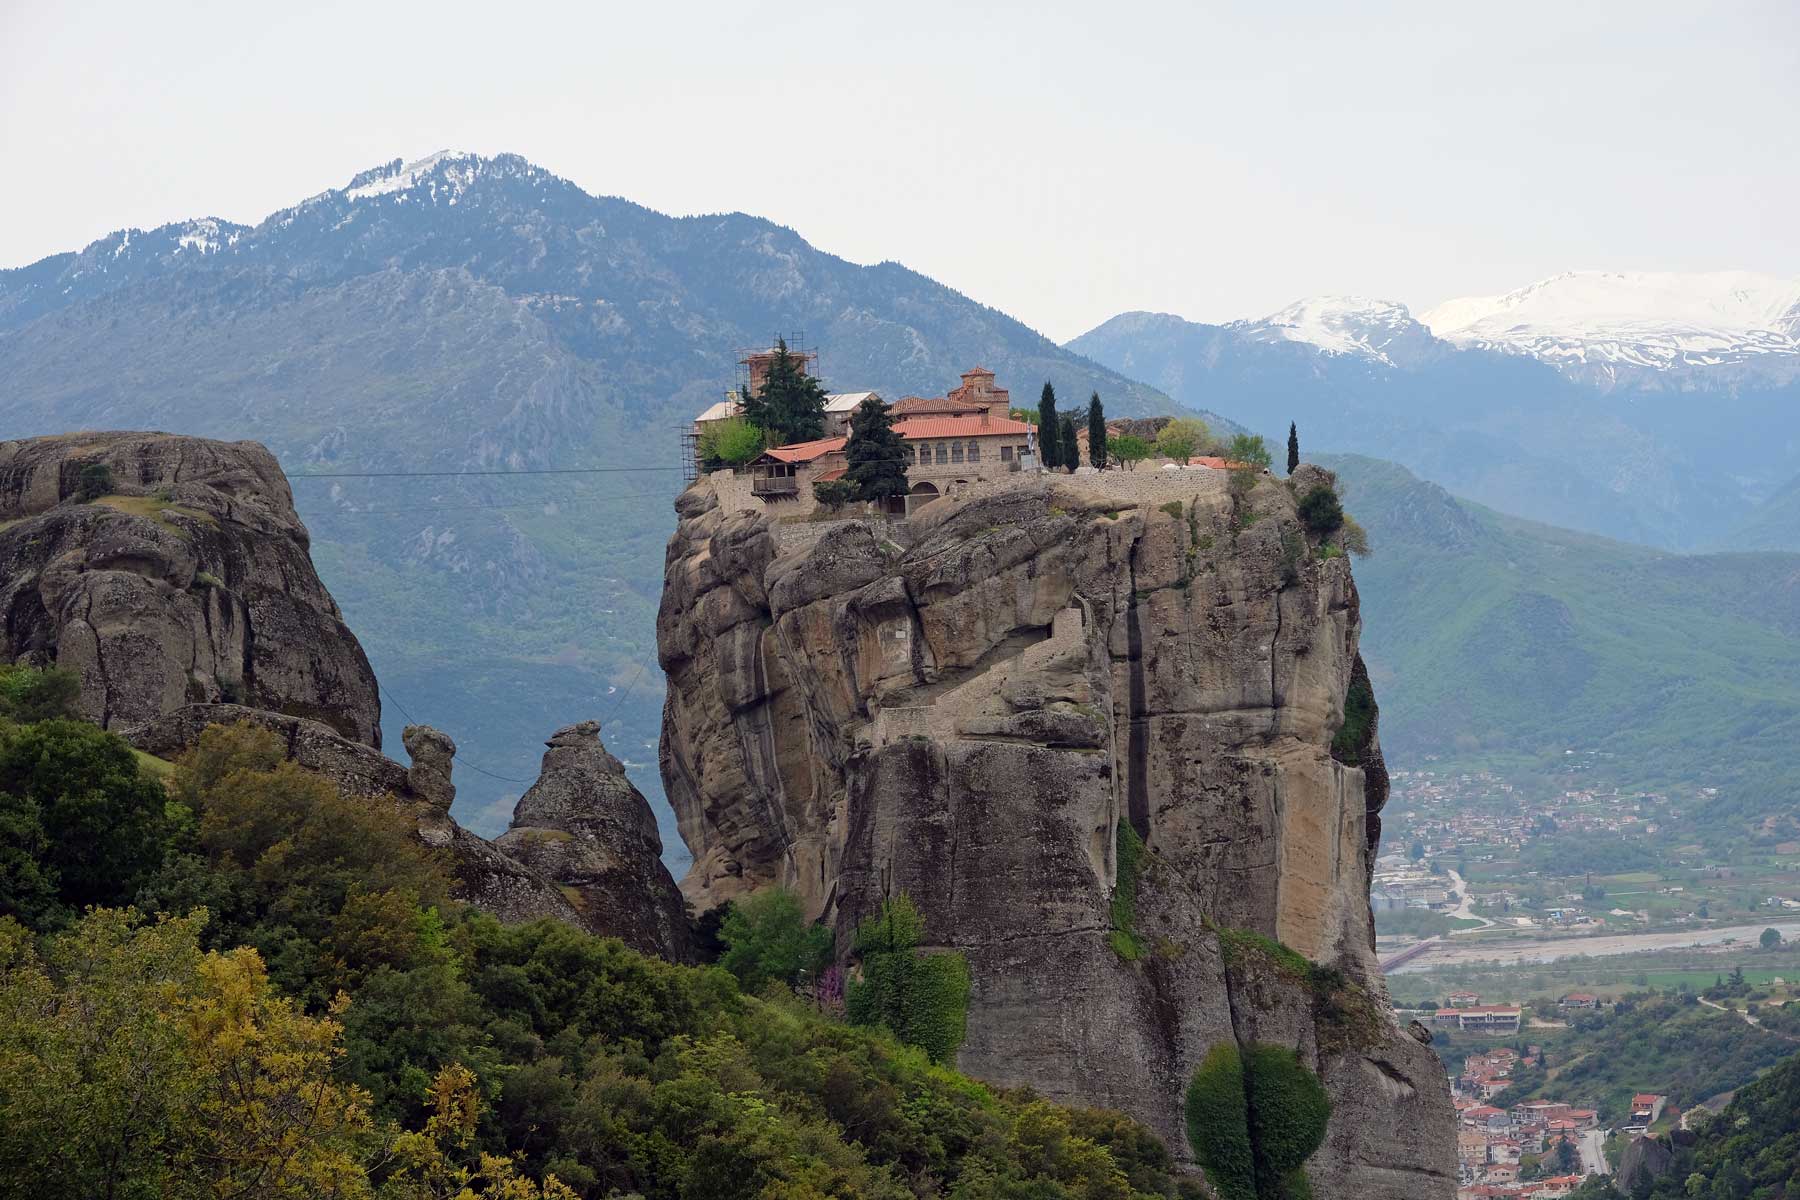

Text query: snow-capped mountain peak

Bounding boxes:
[1231,295,1429,366]
[342,150,481,199]
[1421,270,1800,377]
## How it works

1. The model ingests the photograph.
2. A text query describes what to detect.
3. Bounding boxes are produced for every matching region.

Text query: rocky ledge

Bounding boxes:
[657,469,1455,1197]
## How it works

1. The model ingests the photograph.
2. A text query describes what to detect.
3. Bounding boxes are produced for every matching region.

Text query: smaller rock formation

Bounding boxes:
[403,725,458,812]
[1617,1134,1674,1193]
[497,721,693,962]
[0,432,380,744]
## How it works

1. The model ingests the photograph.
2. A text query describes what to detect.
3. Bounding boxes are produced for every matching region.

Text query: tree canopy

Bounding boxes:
[844,393,909,501]
[1037,382,1060,468]
[738,339,826,447]
[1088,394,1108,469]
[1154,418,1210,464]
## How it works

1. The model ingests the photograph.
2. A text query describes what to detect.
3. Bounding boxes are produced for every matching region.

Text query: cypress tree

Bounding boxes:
[1037,382,1059,468]
[1058,413,1078,473]
[1286,422,1300,474]
[742,338,827,446]
[844,394,909,503]
[1088,392,1108,469]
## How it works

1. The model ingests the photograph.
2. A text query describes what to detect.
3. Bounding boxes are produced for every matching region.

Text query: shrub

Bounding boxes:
[1160,500,1185,519]
[1339,515,1370,557]
[717,887,834,993]
[1110,435,1152,471]
[1109,821,1146,961]
[846,894,971,1064]
[1227,434,1272,470]
[0,665,81,723]
[1154,418,1210,464]
[811,479,857,510]
[1186,1041,1331,1200]
[1296,486,1343,536]
[74,462,114,502]
[698,416,765,469]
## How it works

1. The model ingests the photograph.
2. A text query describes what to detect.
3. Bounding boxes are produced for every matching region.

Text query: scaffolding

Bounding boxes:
[681,335,823,485]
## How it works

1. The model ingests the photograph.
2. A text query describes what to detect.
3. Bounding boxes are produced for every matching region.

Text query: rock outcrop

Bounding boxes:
[496,721,693,961]
[1617,1134,1675,1193]
[0,432,380,744]
[658,472,1455,1197]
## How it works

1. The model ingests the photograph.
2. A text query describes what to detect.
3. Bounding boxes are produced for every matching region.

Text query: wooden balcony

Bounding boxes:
[751,474,799,496]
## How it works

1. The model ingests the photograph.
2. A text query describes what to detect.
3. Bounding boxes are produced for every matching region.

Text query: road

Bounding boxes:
[1578,1129,1609,1177]
[1699,996,1800,1042]
[1444,867,1495,931]
[1388,917,1800,973]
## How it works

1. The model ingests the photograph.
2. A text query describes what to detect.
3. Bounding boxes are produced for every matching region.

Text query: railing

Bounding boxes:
[751,475,799,495]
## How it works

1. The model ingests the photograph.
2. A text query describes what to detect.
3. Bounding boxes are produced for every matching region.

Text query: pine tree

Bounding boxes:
[1088,392,1108,469]
[844,394,909,503]
[1058,413,1078,473]
[1037,382,1059,468]
[1287,422,1300,474]
[740,338,827,447]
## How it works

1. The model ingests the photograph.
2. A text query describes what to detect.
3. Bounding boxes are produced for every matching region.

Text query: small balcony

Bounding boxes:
[752,474,799,496]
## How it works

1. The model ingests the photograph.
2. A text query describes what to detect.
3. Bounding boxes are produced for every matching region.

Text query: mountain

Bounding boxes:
[1718,470,1800,552]
[0,151,1206,848]
[1069,281,1800,552]
[1421,270,1800,386]
[1320,452,1800,829]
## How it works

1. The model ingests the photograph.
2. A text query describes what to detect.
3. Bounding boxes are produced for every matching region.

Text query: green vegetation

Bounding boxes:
[1295,486,1343,537]
[1089,393,1109,469]
[75,461,113,501]
[812,478,856,509]
[1160,500,1185,519]
[845,391,910,502]
[1371,908,1481,938]
[1154,418,1209,465]
[1184,1042,1330,1200]
[1227,434,1272,471]
[699,415,766,469]
[1109,822,1146,961]
[0,707,1196,1199]
[739,338,827,447]
[845,896,971,1066]
[1330,671,1375,766]
[0,664,81,724]
[1059,414,1079,473]
[1111,434,1152,471]
[1286,423,1299,475]
[1038,382,1061,468]
[717,887,833,993]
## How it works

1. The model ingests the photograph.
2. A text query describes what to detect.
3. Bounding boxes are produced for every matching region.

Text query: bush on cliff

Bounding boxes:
[0,707,1192,1199]
[1185,1041,1330,1200]
[1296,487,1343,537]
[1109,821,1147,961]
[847,894,972,1066]
[717,886,833,993]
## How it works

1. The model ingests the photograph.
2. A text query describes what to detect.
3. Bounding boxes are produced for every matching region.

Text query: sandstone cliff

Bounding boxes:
[658,469,1455,1197]
[496,720,694,962]
[0,432,380,744]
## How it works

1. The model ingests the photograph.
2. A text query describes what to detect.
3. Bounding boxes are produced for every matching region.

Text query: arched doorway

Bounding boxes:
[905,480,940,517]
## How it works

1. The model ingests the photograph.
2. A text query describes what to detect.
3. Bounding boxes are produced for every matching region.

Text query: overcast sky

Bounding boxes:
[3,0,1797,341]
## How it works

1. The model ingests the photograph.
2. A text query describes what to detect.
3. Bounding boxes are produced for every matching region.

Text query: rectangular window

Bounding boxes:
[1000,445,1013,462]
[935,443,948,464]
[968,442,981,462]
[950,442,964,463]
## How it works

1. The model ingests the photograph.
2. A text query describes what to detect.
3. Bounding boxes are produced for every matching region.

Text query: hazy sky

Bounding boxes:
[3,0,1797,341]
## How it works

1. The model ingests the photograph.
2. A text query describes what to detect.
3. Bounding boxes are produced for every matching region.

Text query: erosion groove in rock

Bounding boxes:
[657,472,1456,1197]
[0,431,380,744]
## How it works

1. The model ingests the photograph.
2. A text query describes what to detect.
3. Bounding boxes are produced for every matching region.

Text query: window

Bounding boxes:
[1000,445,1013,462]
[967,441,980,462]
[935,443,948,464]
[950,442,964,463]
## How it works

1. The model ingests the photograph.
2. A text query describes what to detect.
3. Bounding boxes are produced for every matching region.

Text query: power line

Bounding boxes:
[290,465,683,479]
[378,682,534,783]
[306,489,673,517]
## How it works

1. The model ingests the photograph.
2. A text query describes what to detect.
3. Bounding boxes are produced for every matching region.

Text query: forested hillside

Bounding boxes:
[0,666,1193,1199]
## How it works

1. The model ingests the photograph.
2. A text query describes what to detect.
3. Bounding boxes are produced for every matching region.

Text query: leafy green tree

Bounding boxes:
[738,339,826,447]
[697,416,764,469]
[1287,423,1300,474]
[0,665,82,723]
[1760,927,1782,949]
[1186,1043,1255,1200]
[846,894,970,1064]
[844,393,909,503]
[1088,393,1108,469]
[1297,486,1344,536]
[717,888,834,993]
[1227,434,1272,470]
[1110,434,1151,471]
[1154,418,1210,464]
[1340,515,1371,557]
[1058,414,1079,472]
[0,719,173,924]
[1037,383,1060,468]
[811,479,856,510]
[75,462,114,502]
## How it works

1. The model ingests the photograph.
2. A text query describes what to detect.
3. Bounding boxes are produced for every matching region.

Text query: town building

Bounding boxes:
[1625,1094,1666,1133]
[1437,1005,1524,1033]
[1559,993,1598,1010]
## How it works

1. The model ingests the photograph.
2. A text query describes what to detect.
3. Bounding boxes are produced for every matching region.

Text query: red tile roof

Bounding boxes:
[762,436,846,464]
[813,467,847,482]
[893,416,1033,440]
[889,395,986,417]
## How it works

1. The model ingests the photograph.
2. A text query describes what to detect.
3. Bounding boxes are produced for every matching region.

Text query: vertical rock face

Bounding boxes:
[496,721,694,962]
[658,472,1455,1197]
[0,432,380,745]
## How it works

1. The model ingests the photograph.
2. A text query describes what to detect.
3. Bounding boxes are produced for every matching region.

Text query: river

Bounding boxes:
[1388,918,1800,974]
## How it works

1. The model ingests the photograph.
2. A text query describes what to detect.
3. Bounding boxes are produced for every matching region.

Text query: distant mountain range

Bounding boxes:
[5,150,1797,847]
[1070,272,1800,553]
[0,151,1217,848]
